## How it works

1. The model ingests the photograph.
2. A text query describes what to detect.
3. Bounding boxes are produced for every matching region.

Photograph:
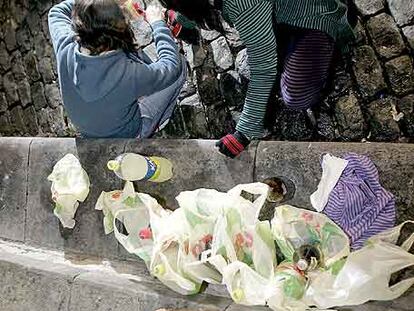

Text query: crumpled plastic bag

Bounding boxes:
[48,154,90,228]
[271,205,350,267]
[305,221,414,309]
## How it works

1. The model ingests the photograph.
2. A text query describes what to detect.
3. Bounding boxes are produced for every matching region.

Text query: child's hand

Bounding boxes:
[145,3,165,24]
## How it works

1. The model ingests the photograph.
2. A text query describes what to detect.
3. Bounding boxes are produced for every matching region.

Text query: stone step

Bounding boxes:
[0,239,412,311]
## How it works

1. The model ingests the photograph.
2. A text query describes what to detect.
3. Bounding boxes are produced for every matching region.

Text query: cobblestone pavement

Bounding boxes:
[0,0,413,142]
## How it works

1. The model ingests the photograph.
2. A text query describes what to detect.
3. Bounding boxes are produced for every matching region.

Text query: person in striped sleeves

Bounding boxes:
[160,0,355,158]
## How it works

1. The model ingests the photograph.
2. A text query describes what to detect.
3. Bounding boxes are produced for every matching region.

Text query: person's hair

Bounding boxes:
[72,0,137,55]
[159,0,223,32]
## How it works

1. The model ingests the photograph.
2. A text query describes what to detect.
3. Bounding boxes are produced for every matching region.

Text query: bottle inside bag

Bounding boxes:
[107,153,173,182]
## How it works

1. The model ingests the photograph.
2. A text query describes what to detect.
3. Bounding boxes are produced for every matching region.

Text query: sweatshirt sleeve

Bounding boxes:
[48,0,76,56]
[132,20,183,96]
[230,0,278,139]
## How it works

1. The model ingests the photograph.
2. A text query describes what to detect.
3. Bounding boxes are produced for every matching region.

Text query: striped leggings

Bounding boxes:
[278,27,335,110]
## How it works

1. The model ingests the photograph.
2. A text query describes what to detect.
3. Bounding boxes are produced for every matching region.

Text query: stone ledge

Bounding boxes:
[1,138,414,258]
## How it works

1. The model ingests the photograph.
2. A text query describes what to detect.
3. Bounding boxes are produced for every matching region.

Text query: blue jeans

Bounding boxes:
[138,55,187,138]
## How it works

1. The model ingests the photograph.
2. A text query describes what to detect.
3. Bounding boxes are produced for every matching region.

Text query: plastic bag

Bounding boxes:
[48,154,90,228]
[305,221,414,309]
[271,205,350,268]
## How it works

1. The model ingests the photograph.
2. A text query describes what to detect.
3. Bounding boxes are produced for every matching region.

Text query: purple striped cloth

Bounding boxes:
[323,153,396,250]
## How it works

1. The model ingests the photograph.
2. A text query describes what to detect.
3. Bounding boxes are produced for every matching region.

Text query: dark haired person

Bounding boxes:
[160,0,354,158]
[48,0,186,138]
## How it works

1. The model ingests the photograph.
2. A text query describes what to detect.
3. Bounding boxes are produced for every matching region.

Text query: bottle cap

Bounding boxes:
[296,259,309,271]
[107,160,120,171]
[153,264,166,277]
[232,288,245,303]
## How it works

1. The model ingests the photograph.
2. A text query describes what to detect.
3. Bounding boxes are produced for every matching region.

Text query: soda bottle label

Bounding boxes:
[142,156,159,181]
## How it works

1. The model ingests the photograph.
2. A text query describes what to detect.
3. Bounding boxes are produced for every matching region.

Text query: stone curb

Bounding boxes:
[1,138,414,257]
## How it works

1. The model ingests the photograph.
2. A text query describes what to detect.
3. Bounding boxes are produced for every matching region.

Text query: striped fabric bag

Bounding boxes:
[323,153,396,250]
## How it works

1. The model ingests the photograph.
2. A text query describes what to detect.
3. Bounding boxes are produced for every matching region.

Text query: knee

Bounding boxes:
[280,76,316,110]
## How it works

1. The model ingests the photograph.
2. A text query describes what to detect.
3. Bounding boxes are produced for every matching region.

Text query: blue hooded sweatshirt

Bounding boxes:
[48,0,182,138]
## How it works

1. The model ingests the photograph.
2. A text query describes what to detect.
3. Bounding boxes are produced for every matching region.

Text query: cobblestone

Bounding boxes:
[31,82,48,110]
[17,79,31,107]
[352,45,386,98]
[3,72,19,104]
[385,55,414,96]
[24,52,41,82]
[367,97,401,141]
[366,13,406,59]
[354,0,384,16]
[44,83,61,108]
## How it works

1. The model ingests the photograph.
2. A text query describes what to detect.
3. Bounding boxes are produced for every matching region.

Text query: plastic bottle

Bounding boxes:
[107,153,173,182]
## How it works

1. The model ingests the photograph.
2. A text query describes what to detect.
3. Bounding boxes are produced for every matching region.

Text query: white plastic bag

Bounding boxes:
[271,205,350,267]
[305,221,414,309]
[48,154,90,228]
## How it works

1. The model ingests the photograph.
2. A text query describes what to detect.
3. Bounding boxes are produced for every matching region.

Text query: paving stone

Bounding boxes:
[26,138,77,249]
[38,57,55,84]
[9,106,27,135]
[195,53,221,106]
[183,43,207,70]
[354,19,368,45]
[44,83,61,108]
[31,82,48,110]
[200,29,221,41]
[354,0,384,15]
[334,92,365,141]
[16,27,32,52]
[24,52,41,82]
[352,45,386,98]
[317,113,337,141]
[273,107,314,141]
[402,25,414,50]
[4,19,18,51]
[11,50,27,81]
[48,106,67,136]
[398,94,414,137]
[255,141,414,221]
[385,55,414,95]
[0,113,14,136]
[219,70,246,109]
[17,78,31,107]
[367,97,400,141]
[0,138,31,241]
[387,0,414,26]
[221,17,244,50]
[3,71,19,104]
[22,106,40,136]
[26,11,42,36]
[0,42,10,73]
[34,32,53,58]
[367,13,406,59]
[0,92,7,113]
[121,139,256,210]
[179,93,209,138]
[178,69,197,100]
[0,256,72,311]
[235,48,250,82]
[37,108,52,134]
[210,36,233,72]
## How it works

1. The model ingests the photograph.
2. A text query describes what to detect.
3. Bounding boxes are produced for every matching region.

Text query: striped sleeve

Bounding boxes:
[231,0,278,139]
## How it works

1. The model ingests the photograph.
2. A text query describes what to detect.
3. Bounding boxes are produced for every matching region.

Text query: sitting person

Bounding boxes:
[160,0,355,158]
[48,0,186,138]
